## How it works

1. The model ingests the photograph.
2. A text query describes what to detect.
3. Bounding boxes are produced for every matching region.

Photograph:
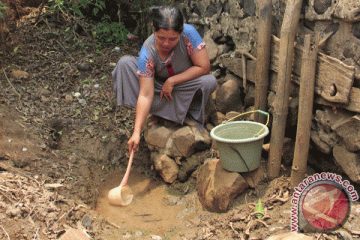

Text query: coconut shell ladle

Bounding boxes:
[107,150,134,206]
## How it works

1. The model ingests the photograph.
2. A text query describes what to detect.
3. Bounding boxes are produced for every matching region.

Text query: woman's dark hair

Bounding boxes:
[149,6,184,34]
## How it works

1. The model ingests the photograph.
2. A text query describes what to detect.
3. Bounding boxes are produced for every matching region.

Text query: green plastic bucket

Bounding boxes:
[210,121,269,172]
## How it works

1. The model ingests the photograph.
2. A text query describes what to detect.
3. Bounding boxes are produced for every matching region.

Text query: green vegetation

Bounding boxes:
[0,1,9,19]
[131,0,166,37]
[46,0,167,49]
[93,21,129,46]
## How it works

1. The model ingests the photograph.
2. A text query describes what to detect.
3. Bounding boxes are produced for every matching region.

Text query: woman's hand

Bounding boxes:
[127,132,141,154]
[160,78,174,102]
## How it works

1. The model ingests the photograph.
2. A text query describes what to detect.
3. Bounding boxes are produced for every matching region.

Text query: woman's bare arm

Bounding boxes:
[160,48,211,101]
[128,76,154,153]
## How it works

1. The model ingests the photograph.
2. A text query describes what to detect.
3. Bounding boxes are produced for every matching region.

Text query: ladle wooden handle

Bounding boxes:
[119,150,134,187]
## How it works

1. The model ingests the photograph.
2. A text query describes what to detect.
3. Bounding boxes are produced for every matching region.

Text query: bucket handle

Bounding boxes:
[223,110,270,137]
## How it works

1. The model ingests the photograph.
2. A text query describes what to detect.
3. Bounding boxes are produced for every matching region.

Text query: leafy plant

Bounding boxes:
[48,0,97,17]
[0,2,9,19]
[93,21,129,46]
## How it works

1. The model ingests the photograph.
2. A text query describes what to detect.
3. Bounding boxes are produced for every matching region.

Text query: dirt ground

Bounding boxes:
[1,6,360,240]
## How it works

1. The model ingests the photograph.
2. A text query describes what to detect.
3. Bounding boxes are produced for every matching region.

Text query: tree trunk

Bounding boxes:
[268,0,303,179]
[290,34,319,189]
[254,0,272,124]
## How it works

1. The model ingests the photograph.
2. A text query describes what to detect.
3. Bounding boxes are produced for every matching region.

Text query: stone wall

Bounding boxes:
[176,0,360,184]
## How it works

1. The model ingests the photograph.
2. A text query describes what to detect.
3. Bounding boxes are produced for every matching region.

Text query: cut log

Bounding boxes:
[315,87,360,113]
[272,35,355,104]
[332,115,360,152]
[221,35,357,109]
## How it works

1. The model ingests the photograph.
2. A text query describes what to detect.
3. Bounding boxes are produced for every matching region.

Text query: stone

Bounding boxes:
[334,0,360,21]
[265,232,314,240]
[178,154,202,182]
[204,30,219,62]
[205,92,217,122]
[152,153,179,183]
[215,73,242,114]
[333,143,360,184]
[185,120,212,151]
[333,115,360,152]
[172,126,195,158]
[225,111,241,121]
[196,159,249,212]
[353,22,360,39]
[310,130,332,154]
[145,126,172,149]
[209,111,226,126]
[241,161,267,188]
[314,0,332,15]
[305,0,335,21]
[205,3,222,18]
[10,70,29,79]
[164,137,183,159]
[244,0,256,16]
[77,62,92,72]
[228,0,244,19]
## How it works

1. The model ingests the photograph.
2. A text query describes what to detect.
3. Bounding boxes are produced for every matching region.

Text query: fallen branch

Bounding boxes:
[56,207,75,223]
[0,225,10,240]
[35,0,46,24]
[105,218,120,229]
[3,69,21,99]
[55,40,75,61]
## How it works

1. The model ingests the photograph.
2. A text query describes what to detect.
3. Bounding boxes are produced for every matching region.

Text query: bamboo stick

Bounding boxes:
[267,0,303,179]
[254,0,272,124]
[290,34,319,189]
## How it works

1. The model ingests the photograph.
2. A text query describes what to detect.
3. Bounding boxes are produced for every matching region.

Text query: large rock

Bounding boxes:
[144,117,215,183]
[204,30,219,62]
[333,143,360,183]
[184,118,212,151]
[334,0,360,21]
[145,126,172,149]
[333,115,360,152]
[310,130,332,154]
[196,159,249,212]
[209,111,226,126]
[215,73,243,113]
[152,153,179,184]
[241,161,267,188]
[178,153,202,182]
[172,126,195,158]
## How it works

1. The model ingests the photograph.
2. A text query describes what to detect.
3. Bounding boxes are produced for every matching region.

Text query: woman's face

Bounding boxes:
[154,28,181,54]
